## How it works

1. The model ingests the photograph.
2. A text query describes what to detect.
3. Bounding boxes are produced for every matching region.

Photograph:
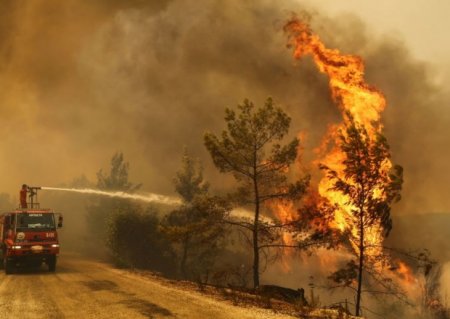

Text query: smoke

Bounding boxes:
[0,0,323,195]
[0,0,448,216]
[1,0,448,259]
[1,0,449,313]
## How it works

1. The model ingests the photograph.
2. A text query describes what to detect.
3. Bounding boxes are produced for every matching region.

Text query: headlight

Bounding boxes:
[12,245,22,249]
[51,244,59,248]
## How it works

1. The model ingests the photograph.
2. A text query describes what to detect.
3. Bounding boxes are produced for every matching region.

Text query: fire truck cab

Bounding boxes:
[0,186,62,274]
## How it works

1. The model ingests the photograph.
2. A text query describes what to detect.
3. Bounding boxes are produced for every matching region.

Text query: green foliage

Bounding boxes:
[85,152,176,275]
[107,207,176,275]
[164,150,228,281]
[204,98,308,202]
[173,148,209,203]
[163,195,229,281]
[96,152,141,192]
[85,152,140,255]
[204,98,309,288]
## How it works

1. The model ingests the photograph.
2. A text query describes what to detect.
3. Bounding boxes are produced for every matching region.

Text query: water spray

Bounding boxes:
[40,187,182,206]
[38,186,263,221]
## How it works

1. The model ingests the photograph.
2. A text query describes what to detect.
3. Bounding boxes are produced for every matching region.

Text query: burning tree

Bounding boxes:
[283,17,405,316]
[320,114,403,316]
[204,98,309,288]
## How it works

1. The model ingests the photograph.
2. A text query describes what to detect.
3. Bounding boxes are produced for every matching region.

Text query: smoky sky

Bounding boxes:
[0,0,449,215]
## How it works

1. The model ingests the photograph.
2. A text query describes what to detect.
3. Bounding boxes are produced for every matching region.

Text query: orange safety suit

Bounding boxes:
[20,187,27,208]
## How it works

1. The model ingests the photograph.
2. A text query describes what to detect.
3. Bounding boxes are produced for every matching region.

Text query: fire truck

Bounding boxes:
[0,185,63,274]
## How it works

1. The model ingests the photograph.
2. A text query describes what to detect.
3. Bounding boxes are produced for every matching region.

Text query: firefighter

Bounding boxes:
[20,184,28,208]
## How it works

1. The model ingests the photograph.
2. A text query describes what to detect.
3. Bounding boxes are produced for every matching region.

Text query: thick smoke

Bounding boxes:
[1,0,449,305]
[1,0,449,254]
[0,0,330,196]
[1,0,448,215]
[1,0,449,315]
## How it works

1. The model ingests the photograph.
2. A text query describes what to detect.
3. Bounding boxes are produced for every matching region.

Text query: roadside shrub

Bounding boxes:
[107,207,176,276]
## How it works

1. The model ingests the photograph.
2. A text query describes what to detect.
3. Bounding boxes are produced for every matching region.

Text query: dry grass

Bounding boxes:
[128,268,363,318]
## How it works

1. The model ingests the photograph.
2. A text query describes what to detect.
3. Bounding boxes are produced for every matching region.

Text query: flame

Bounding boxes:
[279,204,294,254]
[269,132,308,261]
[269,201,295,272]
[283,19,386,127]
[396,261,416,284]
[279,18,430,305]
[284,17,389,254]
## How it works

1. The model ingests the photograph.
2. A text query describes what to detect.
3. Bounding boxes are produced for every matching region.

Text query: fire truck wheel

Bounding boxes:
[48,256,56,272]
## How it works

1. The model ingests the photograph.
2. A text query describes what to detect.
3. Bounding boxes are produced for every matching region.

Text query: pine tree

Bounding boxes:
[204,98,309,288]
[163,150,228,281]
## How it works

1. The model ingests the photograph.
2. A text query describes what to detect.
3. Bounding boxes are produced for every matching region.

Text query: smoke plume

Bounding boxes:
[1,0,449,314]
[1,0,449,249]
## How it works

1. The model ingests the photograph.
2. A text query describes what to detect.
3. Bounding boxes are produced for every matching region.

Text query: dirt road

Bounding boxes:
[0,254,296,319]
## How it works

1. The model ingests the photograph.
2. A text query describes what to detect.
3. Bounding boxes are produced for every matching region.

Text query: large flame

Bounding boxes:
[263,19,426,307]
[283,17,389,254]
[265,16,427,308]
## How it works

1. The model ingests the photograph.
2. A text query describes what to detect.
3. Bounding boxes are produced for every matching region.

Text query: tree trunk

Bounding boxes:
[355,212,364,316]
[180,234,190,279]
[252,188,260,288]
[252,165,260,289]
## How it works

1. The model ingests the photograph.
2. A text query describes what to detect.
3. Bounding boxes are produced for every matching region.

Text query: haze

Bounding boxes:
[0,0,449,215]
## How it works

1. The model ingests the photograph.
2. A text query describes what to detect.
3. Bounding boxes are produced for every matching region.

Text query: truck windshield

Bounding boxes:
[16,213,56,231]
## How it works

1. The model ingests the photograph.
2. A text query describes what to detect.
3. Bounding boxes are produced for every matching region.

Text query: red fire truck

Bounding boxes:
[0,186,62,274]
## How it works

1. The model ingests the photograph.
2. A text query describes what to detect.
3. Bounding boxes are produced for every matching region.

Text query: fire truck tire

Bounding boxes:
[48,256,56,272]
